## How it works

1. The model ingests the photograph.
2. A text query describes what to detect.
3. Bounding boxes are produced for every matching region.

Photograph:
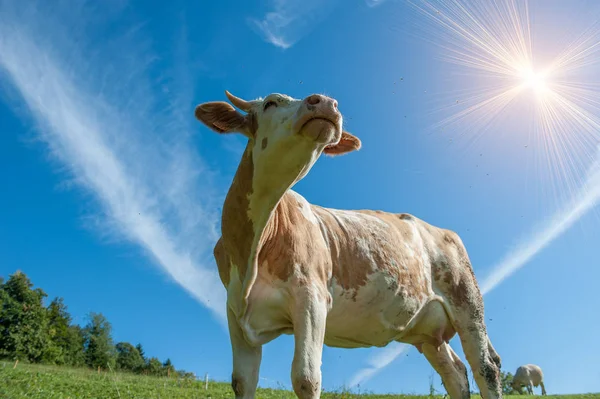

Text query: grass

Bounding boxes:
[1,362,598,399]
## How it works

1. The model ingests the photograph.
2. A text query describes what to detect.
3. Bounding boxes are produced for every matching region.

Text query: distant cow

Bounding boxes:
[194,90,503,399]
[512,364,546,395]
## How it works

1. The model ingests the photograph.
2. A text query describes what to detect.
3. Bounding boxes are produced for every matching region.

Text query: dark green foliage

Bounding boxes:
[83,312,116,370]
[162,358,175,376]
[0,270,194,378]
[44,297,86,365]
[0,271,49,362]
[145,357,163,375]
[115,342,144,372]
[135,343,145,361]
[66,325,86,366]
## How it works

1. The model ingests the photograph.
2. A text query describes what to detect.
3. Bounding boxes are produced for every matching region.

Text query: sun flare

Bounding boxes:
[520,67,548,93]
[409,0,600,202]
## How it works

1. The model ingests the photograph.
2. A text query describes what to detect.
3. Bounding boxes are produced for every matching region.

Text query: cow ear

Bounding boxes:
[194,102,254,138]
[323,131,361,156]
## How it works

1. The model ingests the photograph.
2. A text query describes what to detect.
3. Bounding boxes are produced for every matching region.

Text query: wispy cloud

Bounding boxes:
[0,2,227,323]
[348,342,410,388]
[248,0,340,49]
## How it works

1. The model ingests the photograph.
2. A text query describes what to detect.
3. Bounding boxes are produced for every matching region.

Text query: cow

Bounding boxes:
[194,90,503,399]
[512,364,546,395]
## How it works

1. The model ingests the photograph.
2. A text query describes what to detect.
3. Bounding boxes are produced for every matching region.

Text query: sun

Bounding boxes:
[519,67,548,93]
[408,0,600,204]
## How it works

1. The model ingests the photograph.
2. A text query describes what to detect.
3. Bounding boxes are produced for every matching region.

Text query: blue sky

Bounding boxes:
[1,0,600,395]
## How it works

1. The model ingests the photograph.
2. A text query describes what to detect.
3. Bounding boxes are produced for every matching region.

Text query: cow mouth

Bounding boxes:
[298,116,340,144]
[301,116,336,129]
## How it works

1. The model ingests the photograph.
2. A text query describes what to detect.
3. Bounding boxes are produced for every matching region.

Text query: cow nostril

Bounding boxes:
[306,95,321,105]
[333,100,338,109]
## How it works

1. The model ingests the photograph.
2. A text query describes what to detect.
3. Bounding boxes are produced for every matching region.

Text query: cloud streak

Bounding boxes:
[248,0,340,49]
[0,2,227,323]
[480,152,600,295]
[348,342,410,388]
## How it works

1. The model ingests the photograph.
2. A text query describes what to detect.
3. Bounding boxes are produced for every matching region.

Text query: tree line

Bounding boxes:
[0,271,195,379]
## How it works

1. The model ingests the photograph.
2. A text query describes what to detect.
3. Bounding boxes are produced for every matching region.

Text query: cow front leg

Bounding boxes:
[540,381,547,396]
[228,307,262,399]
[290,289,328,399]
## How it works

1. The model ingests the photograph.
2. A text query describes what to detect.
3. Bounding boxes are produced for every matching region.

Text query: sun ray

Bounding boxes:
[408,0,600,205]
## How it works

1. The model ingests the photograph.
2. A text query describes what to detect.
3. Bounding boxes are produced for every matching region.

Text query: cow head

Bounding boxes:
[194,91,361,190]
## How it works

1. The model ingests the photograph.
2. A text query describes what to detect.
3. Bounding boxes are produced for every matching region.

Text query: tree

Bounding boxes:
[83,312,116,370]
[0,270,197,377]
[162,358,176,377]
[66,325,86,366]
[0,271,49,362]
[43,297,72,364]
[500,370,517,395]
[145,357,162,375]
[135,343,145,362]
[115,342,145,372]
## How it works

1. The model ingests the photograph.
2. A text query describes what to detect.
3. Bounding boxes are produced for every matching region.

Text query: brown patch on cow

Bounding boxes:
[215,111,261,287]
[444,270,473,307]
[398,213,413,220]
[258,193,329,285]
[213,238,230,286]
[261,137,268,150]
[311,207,429,300]
[431,228,485,322]
[311,207,370,295]
[443,232,456,245]
[219,142,256,282]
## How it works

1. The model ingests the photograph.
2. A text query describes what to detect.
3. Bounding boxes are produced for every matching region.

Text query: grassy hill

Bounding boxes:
[1,362,598,399]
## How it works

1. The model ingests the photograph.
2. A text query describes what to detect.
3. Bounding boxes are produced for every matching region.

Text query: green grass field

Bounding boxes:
[1,362,598,399]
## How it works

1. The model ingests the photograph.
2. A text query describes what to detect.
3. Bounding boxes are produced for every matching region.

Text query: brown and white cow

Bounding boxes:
[512,364,546,395]
[194,91,503,399]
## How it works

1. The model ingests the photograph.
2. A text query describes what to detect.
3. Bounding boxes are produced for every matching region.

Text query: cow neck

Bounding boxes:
[221,141,291,302]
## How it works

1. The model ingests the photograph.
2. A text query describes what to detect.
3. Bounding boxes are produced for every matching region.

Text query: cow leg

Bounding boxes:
[437,274,502,398]
[527,383,534,395]
[540,381,547,395]
[228,307,262,399]
[450,309,502,399]
[422,342,470,399]
[290,290,328,399]
[487,337,501,369]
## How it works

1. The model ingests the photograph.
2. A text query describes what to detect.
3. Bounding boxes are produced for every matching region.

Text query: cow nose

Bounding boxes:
[306,94,323,105]
[305,94,338,109]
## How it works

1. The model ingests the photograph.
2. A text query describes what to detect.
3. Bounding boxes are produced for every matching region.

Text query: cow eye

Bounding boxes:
[263,101,277,111]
